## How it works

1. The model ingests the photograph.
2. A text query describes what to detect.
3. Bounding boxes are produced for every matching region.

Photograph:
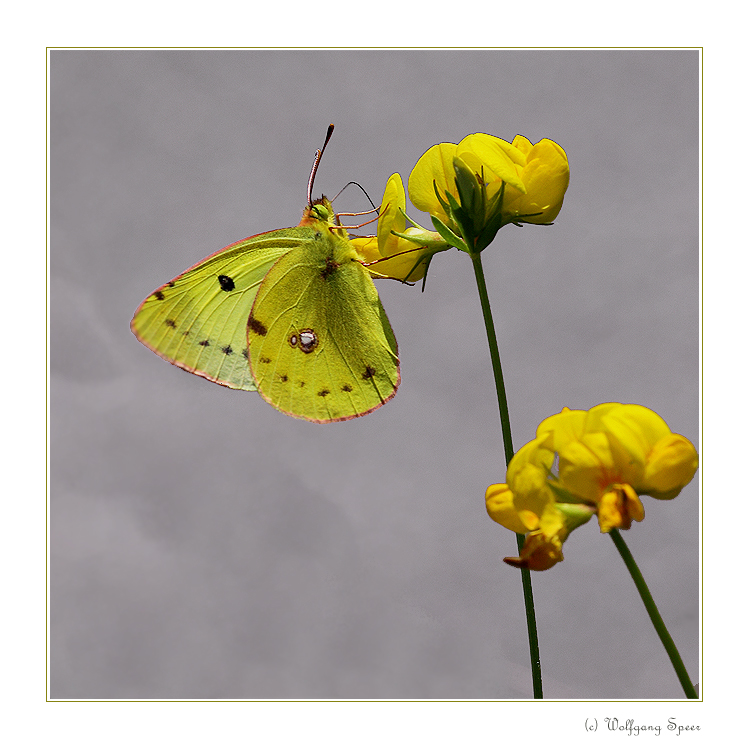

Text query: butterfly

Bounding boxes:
[131,125,400,423]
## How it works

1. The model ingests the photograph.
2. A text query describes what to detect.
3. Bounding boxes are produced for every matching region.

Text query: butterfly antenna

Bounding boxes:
[331,181,378,212]
[307,123,335,206]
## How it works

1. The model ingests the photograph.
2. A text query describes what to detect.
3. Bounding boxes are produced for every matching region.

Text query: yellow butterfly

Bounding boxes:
[131,126,399,423]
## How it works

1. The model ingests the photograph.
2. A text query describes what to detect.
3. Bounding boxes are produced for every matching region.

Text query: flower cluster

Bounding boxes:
[409,133,569,253]
[347,131,698,696]
[485,403,698,571]
[352,133,570,281]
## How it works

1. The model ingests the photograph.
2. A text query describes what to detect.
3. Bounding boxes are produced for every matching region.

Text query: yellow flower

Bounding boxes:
[485,436,595,571]
[351,173,450,282]
[407,133,569,253]
[550,403,699,513]
[486,478,595,570]
[486,403,698,570]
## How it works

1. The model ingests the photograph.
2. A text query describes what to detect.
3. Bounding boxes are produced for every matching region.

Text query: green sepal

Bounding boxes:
[430,214,469,253]
[418,251,441,292]
[399,207,429,233]
[475,208,507,252]
[443,190,475,250]
[430,181,473,247]
[453,156,483,225]
[555,503,596,533]
[390,229,452,253]
[474,182,508,253]
[432,180,453,219]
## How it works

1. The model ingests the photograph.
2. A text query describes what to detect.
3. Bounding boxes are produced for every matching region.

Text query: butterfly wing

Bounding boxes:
[131,228,315,390]
[247,228,400,422]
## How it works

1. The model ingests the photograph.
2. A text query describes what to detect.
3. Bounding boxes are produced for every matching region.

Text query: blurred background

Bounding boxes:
[50,49,699,699]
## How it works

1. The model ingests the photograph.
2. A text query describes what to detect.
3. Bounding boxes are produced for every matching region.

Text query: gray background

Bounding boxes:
[50,50,699,699]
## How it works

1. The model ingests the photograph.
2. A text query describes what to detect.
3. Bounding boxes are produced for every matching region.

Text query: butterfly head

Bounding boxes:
[300,196,338,229]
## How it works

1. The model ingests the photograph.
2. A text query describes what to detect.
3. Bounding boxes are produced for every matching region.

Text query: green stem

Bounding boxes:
[469,253,513,467]
[470,251,543,700]
[609,529,697,699]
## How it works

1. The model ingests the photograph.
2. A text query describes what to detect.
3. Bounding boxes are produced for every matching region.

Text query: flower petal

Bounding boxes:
[511,134,533,155]
[377,173,407,258]
[593,403,670,456]
[502,138,569,223]
[457,133,527,193]
[364,235,433,282]
[557,432,613,502]
[485,484,531,533]
[351,235,380,265]
[536,406,587,451]
[588,404,667,485]
[408,142,457,222]
[506,439,556,523]
[640,434,699,499]
[598,484,644,533]
[504,530,564,571]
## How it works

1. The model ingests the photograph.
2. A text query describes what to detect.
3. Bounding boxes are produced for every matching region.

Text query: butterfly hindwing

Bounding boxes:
[247,225,400,422]
[132,197,401,421]
[131,229,315,390]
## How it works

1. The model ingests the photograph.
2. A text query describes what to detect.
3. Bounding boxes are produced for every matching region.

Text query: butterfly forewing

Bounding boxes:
[131,229,313,390]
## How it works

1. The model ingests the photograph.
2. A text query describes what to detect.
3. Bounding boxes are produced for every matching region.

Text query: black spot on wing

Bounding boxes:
[318,389,330,397]
[221,345,233,355]
[218,274,235,291]
[362,366,376,380]
[165,319,177,328]
[248,316,267,336]
[342,384,353,392]
[154,290,165,301]
[199,340,210,347]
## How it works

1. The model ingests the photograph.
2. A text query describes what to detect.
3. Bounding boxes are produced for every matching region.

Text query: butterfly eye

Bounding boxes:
[311,203,331,223]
